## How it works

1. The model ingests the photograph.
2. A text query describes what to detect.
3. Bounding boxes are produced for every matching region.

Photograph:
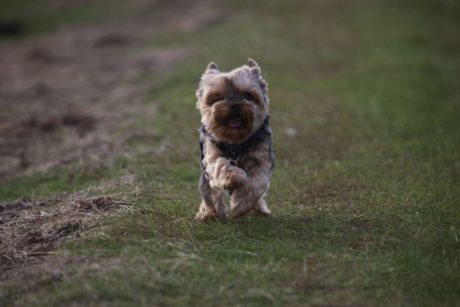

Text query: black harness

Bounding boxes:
[199,117,275,171]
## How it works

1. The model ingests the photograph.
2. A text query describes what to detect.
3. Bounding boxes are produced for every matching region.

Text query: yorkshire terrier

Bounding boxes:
[195,58,275,221]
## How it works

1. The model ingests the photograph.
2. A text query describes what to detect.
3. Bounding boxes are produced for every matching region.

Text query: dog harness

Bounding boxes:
[199,117,275,172]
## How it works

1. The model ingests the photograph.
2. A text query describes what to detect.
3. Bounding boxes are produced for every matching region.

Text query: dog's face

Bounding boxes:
[196,59,269,144]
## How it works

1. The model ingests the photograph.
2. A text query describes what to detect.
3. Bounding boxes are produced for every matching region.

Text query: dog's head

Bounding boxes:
[196,59,269,144]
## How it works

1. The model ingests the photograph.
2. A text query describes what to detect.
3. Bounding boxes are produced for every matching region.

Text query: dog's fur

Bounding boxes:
[195,59,275,221]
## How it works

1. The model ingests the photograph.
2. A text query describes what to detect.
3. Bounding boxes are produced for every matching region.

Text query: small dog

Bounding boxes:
[195,58,275,221]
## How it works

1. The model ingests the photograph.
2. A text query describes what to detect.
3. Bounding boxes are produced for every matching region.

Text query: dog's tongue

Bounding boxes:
[228,117,243,128]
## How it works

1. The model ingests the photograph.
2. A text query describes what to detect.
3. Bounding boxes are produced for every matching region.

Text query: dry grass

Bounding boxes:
[1,193,126,269]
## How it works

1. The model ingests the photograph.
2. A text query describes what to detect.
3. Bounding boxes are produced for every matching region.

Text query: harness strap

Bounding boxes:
[199,117,274,171]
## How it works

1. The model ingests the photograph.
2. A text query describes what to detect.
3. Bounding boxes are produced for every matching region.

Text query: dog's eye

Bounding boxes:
[242,92,255,102]
[207,94,224,105]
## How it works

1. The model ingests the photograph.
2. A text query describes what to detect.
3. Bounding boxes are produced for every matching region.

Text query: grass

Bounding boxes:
[1,0,460,306]
[0,0,147,39]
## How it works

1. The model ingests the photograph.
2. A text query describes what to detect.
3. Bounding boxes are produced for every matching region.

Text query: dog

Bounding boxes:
[195,58,275,221]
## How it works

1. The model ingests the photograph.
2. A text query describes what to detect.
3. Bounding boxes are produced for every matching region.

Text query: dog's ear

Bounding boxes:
[204,62,219,75]
[197,62,218,99]
[247,58,261,75]
[196,88,203,99]
[247,58,258,67]
[248,58,268,103]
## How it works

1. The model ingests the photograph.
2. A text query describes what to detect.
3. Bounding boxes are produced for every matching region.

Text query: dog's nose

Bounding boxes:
[230,104,239,111]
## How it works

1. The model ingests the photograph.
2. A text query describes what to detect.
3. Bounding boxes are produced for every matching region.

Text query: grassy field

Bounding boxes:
[1,0,459,306]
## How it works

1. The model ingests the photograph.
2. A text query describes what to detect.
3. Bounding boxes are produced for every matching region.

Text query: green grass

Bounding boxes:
[0,0,115,39]
[2,0,460,306]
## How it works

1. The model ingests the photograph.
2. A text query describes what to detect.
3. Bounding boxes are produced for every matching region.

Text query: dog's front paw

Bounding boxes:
[195,211,216,222]
[222,166,247,190]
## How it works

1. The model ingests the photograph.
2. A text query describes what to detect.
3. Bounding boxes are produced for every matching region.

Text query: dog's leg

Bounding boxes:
[196,172,227,221]
[230,169,270,218]
[254,197,271,215]
[208,157,246,190]
[230,140,273,218]
[203,142,247,191]
[196,193,226,221]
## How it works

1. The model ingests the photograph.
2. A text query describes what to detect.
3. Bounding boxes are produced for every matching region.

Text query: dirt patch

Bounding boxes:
[0,20,24,38]
[0,0,222,302]
[0,171,144,302]
[0,180,144,303]
[0,0,222,182]
[0,196,60,225]
[73,196,114,212]
[0,112,96,137]
[0,195,121,270]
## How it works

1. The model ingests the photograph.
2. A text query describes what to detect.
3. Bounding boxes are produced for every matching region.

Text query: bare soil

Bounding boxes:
[0,0,221,300]
[0,0,221,182]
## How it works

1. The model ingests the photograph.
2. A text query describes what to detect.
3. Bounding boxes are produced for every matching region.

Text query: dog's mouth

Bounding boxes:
[227,117,243,129]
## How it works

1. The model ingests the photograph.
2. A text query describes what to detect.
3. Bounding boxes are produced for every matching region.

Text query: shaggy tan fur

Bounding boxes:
[196,59,274,221]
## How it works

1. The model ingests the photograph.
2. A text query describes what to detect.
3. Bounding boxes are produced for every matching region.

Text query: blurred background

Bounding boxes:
[0,0,459,306]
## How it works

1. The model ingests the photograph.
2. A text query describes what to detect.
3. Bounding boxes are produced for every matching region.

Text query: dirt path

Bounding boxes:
[0,0,220,182]
[0,0,221,300]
